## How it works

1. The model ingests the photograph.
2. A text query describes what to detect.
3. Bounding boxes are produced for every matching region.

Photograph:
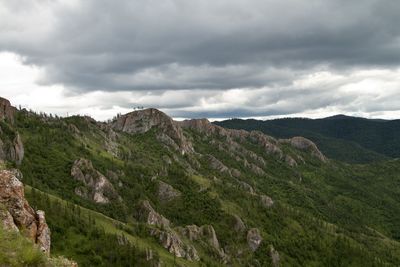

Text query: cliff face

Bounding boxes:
[0,169,51,255]
[0,97,16,123]
[0,98,24,165]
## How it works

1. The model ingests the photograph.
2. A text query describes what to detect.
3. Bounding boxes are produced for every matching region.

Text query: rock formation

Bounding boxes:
[136,200,170,229]
[0,97,16,123]
[247,228,262,251]
[233,215,246,232]
[150,228,199,261]
[157,181,181,202]
[269,245,280,267]
[260,194,274,208]
[71,158,119,204]
[281,136,326,162]
[0,170,51,255]
[111,108,193,154]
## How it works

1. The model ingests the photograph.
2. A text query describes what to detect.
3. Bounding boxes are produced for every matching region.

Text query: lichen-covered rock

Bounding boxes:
[260,195,274,208]
[247,228,262,251]
[157,181,181,202]
[71,158,119,204]
[0,170,51,255]
[137,200,170,228]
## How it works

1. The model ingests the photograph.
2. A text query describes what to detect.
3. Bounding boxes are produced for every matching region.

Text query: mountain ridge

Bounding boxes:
[1,96,400,266]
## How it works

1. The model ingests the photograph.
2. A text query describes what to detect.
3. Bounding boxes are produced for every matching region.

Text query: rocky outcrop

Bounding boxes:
[157,181,181,202]
[238,181,256,195]
[111,108,193,154]
[0,130,24,165]
[233,215,246,232]
[260,195,274,208]
[247,228,262,252]
[0,170,51,255]
[136,200,170,229]
[136,201,200,261]
[150,228,199,261]
[0,97,16,123]
[285,155,298,167]
[206,154,231,175]
[71,158,119,204]
[269,245,280,267]
[179,224,224,258]
[282,136,326,162]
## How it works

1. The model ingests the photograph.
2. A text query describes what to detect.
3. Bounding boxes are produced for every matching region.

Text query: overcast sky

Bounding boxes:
[1,0,400,121]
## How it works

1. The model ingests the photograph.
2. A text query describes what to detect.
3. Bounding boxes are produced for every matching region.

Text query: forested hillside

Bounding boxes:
[216,115,400,163]
[1,97,400,266]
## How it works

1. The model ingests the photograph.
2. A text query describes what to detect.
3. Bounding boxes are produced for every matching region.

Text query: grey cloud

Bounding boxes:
[1,0,400,119]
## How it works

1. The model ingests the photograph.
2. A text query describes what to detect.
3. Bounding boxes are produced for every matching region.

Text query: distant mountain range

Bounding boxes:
[215,115,400,163]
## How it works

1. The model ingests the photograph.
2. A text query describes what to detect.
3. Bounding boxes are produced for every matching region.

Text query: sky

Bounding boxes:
[1,0,400,121]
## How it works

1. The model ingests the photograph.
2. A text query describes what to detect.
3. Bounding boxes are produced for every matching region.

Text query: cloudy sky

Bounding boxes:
[1,0,400,121]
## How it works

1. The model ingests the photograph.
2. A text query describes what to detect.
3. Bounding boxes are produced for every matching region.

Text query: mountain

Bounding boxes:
[215,115,400,163]
[1,97,400,266]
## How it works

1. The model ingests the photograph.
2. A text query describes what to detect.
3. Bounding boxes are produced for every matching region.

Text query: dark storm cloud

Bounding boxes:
[1,0,400,119]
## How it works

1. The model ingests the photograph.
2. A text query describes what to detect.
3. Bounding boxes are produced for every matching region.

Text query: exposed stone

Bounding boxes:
[71,158,119,204]
[231,168,241,178]
[200,225,224,257]
[250,163,265,176]
[157,181,181,202]
[282,136,326,162]
[285,155,298,167]
[0,170,51,255]
[111,108,193,154]
[260,195,274,208]
[179,225,201,241]
[247,228,262,251]
[233,215,246,232]
[0,206,19,232]
[206,154,230,175]
[269,245,280,267]
[150,228,200,261]
[137,200,170,229]
[0,97,16,123]
[238,181,256,195]
[36,210,51,255]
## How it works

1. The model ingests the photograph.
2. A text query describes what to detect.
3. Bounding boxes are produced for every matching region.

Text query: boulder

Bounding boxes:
[247,228,262,251]
[260,195,274,208]
[157,181,181,202]
[0,170,51,255]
